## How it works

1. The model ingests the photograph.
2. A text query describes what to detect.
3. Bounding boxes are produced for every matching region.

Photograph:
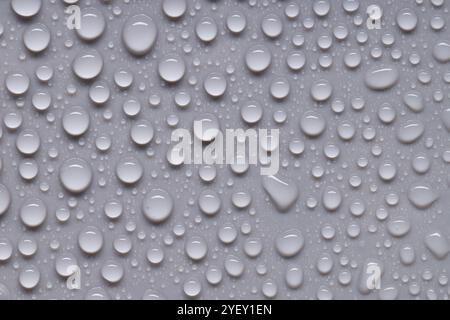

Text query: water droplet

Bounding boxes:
[101,260,124,284]
[0,238,13,262]
[396,8,418,32]
[322,186,342,211]
[364,66,399,90]
[300,111,326,137]
[59,158,92,194]
[245,44,272,73]
[20,198,47,228]
[408,184,437,209]
[76,7,105,41]
[387,218,411,237]
[23,23,50,53]
[227,12,246,34]
[78,225,103,255]
[5,72,30,95]
[116,157,143,185]
[131,120,154,146]
[424,231,449,260]
[275,229,304,258]
[158,54,185,83]
[185,236,208,261]
[396,120,424,144]
[198,189,221,216]
[195,17,217,43]
[224,255,245,277]
[262,175,298,212]
[433,41,450,63]
[162,0,187,19]
[62,106,90,137]
[261,13,282,38]
[72,50,103,80]
[19,265,40,290]
[204,73,227,98]
[122,14,157,56]
[142,188,173,223]
[11,0,41,18]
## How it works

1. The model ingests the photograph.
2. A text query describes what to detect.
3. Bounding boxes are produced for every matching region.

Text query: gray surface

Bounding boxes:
[0,0,449,300]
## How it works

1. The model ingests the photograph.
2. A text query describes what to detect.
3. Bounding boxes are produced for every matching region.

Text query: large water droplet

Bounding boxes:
[122,14,157,56]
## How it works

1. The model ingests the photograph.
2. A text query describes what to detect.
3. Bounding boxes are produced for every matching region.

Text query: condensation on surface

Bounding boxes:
[0,0,450,300]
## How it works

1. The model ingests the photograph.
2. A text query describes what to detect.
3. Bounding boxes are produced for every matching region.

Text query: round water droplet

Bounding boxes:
[72,50,103,80]
[101,260,124,284]
[11,0,41,18]
[183,278,202,298]
[62,106,90,137]
[378,160,397,181]
[245,45,271,73]
[32,91,51,112]
[76,7,106,41]
[408,184,437,209]
[78,225,103,255]
[55,253,78,277]
[396,8,418,32]
[261,13,282,38]
[158,54,185,83]
[146,247,164,265]
[270,77,290,100]
[20,198,47,228]
[241,100,263,124]
[317,254,334,275]
[433,41,450,63]
[162,0,186,19]
[142,188,173,224]
[195,17,217,42]
[231,191,252,209]
[116,157,143,185]
[198,189,221,216]
[89,81,110,105]
[16,129,40,155]
[122,14,157,56]
[243,238,262,258]
[286,51,306,71]
[59,158,92,194]
[19,265,40,290]
[300,111,326,137]
[23,23,50,53]
[5,72,30,95]
[185,236,207,261]
[218,223,238,244]
[204,73,227,98]
[131,120,154,146]
[206,266,222,285]
[275,229,304,258]
[227,12,246,34]
[19,159,38,181]
[224,255,245,277]
[114,69,134,89]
